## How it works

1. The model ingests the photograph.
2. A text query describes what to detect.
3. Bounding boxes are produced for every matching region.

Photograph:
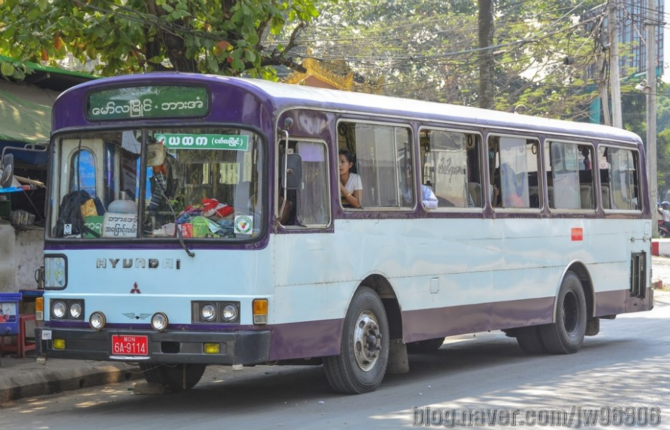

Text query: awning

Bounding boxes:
[0,79,56,144]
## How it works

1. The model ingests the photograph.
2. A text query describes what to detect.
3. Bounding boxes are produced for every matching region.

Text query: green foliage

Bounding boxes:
[0,0,328,78]
[306,0,606,120]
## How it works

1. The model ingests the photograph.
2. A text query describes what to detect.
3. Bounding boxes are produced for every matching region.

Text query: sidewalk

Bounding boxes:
[0,351,141,404]
[2,258,669,406]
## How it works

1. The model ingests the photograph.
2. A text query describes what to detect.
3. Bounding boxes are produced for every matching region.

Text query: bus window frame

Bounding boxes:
[544,139,597,214]
[598,143,643,214]
[276,138,332,229]
[47,123,270,244]
[418,126,484,212]
[335,118,415,212]
[487,132,543,213]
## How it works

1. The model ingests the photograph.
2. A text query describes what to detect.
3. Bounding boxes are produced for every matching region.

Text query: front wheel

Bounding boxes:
[323,287,389,394]
[538,271,587,354]
[139,363,206,391]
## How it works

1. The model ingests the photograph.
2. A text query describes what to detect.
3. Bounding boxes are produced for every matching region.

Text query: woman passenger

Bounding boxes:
[339,149,362,208]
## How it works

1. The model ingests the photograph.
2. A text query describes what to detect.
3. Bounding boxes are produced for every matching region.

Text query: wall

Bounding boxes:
[0,222,43,292]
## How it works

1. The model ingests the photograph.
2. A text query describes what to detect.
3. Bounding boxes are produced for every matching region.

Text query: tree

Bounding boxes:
[0,0,325,80]
[304,0,606,120]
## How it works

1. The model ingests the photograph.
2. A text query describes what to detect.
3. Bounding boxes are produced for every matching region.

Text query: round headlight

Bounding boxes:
[53,301,66,319]
[222,304,238,322]
[89,311,106,331]
[69,303,82,319]
[151,313,168,332]
[201,304,216,321]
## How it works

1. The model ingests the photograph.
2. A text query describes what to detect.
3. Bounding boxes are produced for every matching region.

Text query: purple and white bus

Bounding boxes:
[36,73,653,394]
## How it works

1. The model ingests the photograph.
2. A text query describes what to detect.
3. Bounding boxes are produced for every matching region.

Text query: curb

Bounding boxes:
[0,363,142,405]
[652,239,670,257]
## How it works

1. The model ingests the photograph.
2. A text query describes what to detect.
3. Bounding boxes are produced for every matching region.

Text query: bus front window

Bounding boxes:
[49,128,264,240]
[144,128,264,239]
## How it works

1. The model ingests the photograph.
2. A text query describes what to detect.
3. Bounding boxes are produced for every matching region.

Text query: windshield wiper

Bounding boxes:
[154,172,195,258]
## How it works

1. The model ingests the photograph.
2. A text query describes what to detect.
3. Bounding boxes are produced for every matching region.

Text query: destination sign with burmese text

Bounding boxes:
[154,133,249,151]
[87,86,209,120]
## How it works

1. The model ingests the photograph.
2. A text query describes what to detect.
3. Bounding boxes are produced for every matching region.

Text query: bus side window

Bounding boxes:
[422,129,481,209]
[338,121,412,209]
[546,141,583,210]
[490,136,540,209]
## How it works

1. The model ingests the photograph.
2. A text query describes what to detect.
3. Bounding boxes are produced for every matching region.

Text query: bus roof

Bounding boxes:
[57,72,643,146]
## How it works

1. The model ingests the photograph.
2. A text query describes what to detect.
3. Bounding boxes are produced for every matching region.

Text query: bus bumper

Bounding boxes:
[35,327,271,365]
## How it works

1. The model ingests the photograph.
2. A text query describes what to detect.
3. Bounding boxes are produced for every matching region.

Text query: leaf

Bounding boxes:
[1,62,15,77]
[207,56,219,73]
[244,50,256,63]
[232,58,244,70]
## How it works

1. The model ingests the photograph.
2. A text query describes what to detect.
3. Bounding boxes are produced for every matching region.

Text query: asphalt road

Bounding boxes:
[2,290,669,430]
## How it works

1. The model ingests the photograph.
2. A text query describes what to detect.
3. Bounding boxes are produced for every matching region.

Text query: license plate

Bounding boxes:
[111,335,148,356]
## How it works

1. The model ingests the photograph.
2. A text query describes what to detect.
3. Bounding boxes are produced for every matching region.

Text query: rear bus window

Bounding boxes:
[600,146,640,210]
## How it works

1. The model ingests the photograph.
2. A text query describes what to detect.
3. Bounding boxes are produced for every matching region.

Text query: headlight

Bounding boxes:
[89,311,106,331]
[44,255,67,289]
[222,304,238,322]
[52,301,67,319]
[151,313,168,332]
[201,304,216,321]
[69,302,82,319]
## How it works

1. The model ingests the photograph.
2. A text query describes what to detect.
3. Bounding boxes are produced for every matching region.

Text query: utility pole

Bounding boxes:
[478,0,495,110]
[647,0,658,234]
[608,0,623,128]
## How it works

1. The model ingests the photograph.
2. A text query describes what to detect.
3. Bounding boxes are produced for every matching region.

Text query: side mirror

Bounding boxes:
[282,154,302,190]
[0,153,14,189]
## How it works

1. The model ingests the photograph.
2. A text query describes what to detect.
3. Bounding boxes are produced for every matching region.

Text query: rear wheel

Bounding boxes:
[139,363,206,391]
[323,287,389,394]
[407,337,445,353]
[539,271,587,354]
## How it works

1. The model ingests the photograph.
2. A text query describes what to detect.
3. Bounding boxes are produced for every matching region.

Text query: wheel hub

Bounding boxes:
[354,311,382,371]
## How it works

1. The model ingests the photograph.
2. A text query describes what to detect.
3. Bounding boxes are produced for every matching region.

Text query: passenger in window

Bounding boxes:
[421,184,438,209]
[581,147,592,170]
[402,166,437,209]
[339,149,362,208]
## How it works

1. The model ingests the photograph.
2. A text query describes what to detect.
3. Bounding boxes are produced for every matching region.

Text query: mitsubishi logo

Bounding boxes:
[130,282,141,294]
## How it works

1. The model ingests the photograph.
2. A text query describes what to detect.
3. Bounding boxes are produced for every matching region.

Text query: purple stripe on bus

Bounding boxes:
[594,288,653,315]
[44,288,650,360]
[268,319,343,361]
[401,296,555,344]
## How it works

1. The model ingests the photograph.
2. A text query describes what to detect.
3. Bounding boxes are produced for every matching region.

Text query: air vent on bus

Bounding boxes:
[630,252,646,299]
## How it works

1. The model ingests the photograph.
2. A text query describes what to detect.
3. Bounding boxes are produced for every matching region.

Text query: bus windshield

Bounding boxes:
[49,127,264,240]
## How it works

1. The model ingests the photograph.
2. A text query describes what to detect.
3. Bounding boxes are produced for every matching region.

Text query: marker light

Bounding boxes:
[36,297,44,321]
[69,302,82,319]
[89,312,106,331]
[151,313,168,332]
[52,301,66,319]
[222,304,238,322]
[53,339,66,350]
[252,299,268,325]
[201,304,216,321]
[204,343,221,354]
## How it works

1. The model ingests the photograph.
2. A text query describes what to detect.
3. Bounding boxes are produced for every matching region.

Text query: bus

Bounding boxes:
[27,73,652,394]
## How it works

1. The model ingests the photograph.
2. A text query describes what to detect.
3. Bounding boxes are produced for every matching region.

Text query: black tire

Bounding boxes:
[538,271,587,354]
[515,326,547,354]
[407,337,445,353]
[323,287,389,394]
[139,363,206,391]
